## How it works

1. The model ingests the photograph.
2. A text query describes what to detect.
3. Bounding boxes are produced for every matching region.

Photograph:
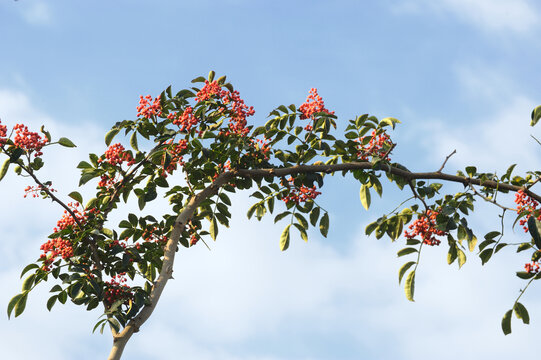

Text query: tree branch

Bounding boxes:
[234,162,541,202]
[107,171,235,360]
[106,159,538,359]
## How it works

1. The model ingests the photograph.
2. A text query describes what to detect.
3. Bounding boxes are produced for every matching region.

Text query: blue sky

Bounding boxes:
[1,1,541,359]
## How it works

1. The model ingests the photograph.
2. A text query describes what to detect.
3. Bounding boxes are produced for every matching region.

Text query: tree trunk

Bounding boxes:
[107,334,132,360]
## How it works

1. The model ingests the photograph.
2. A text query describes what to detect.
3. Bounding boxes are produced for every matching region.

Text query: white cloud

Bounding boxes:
[20,1,53,26]
[393,0,539,34]
[413,64,540,174]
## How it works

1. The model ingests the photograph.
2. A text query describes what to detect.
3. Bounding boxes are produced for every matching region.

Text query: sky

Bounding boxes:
[1,0,541,359]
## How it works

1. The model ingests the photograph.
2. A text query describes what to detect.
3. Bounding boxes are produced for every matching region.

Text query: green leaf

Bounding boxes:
[531,105,541,127]
[397,247,418,257]
[294,213,308,229]
[468,234,477,252]
[465,166,477,177]
[502,309,512,335]
[208,70,215,82]
[516,271,535,280]
[404,270,415,302]
[85,197,98,210]
[20,263,39,278]
[77,161,93,169]
[319,212,329,237]
[130,132,139,151]
[102,228,114,238]
[365,221,378,236]
[267,197,275,213]
[398,261,416,284]
[210,217,218,241]
[293,223,309,242]
[280,224,291,251]
[447,245,457,265]
[118,220,132,229]
[104,128,119,146]
[514,302,530,324]
[479,248,493,265]
[219,193,231,206]
[9,148,24,163]
[0,158,10,181]
[517,243,532,253]
[46,295,57,311]
[49,285,62,293]
[14,293,27,318]
[360,184,371,210]
[247,203,258,220]
[119,228,134,239]
[380,117,400,129]
[274,211,291,223]
[79,173,97,186]
[191,76,206,83]
[21,274,35,291]
[138,195,146,210]
[92,319,108,334]
[58,137,76,148]
[310,207,320,227]
[527,216,541,249]
[7,294,23,319]
[68,191,83,204]
[484,231,501,240]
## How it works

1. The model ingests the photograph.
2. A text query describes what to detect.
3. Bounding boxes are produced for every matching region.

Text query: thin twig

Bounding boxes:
[381,142,396,162]
[408,180,429,212]
[531,134,541,146]
[468,184,516,211]
[437,149,456,173]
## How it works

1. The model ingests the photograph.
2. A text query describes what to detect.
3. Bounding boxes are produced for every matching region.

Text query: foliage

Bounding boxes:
[2,72,541,358]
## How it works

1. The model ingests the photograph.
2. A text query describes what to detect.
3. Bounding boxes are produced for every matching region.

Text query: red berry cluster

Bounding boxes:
[24,184,56,198]
[104,273,133,307]
[108,238,128,249]
[225,89,254,136]
[137,95,162,119]
[39,238,74,271]
[98,143,135,167]
[525,261,540,274]
[169,106,199,132]
[98,174,118,189]
[251,138,270,158]
[212,160,232,182]
[189,235,198,246]
[281,177,322,205]
[299,88,334,120]
[161,139,188,177]
[195,80,255,136]
[514,189,541,232]
[141,226,167,244]
[53,202,92,232]
[195,81,223,102]
[13,124,49,157]
[357,130,393,161]
[0,120,7,146]
[404,210,446,246]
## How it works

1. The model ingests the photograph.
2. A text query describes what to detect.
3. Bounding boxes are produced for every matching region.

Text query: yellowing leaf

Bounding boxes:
[360,184,371,210]
[404,270,415,302]
[280,224,291,251]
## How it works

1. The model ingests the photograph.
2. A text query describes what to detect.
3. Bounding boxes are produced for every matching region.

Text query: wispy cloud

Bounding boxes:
[415,64,540,173]
[393,0,539,35]
[20,1,53,26]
